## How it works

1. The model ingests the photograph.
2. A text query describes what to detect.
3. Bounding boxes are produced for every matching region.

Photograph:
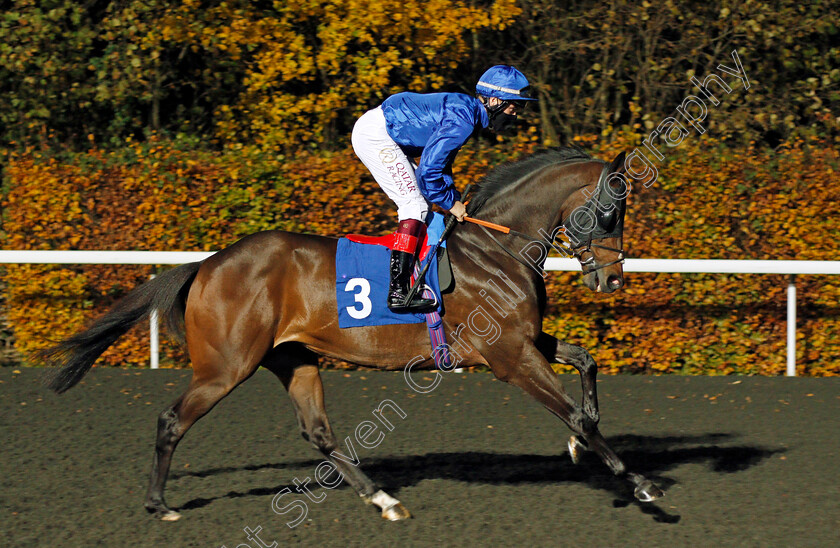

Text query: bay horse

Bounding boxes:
[42,146,663,522]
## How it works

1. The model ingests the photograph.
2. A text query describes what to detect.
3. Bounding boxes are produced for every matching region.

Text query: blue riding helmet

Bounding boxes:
[475,65,538,102]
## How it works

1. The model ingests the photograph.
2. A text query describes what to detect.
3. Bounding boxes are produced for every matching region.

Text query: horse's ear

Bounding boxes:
[609,151,627,175]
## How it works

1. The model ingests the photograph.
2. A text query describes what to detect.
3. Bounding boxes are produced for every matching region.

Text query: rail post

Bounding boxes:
[786,274,796,377]
[150,274,159,370]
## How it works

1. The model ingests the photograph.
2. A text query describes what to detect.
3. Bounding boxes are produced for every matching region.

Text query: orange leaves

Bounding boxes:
[277,148,396,236]
[2,139,282,365]
[535,135,840,376]
[3,136,391,366]
[3,133,840,375]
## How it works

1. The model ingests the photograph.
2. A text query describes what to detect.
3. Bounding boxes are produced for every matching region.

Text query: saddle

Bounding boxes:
[344,232,454,293]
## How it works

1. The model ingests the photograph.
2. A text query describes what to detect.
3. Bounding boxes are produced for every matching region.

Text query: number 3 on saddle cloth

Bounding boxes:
[336,212,453,370]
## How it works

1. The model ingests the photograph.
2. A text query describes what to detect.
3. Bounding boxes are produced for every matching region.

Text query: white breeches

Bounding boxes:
[352,107,429,222]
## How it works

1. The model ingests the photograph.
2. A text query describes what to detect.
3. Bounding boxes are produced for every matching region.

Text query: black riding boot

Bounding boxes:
[387,250,437,313]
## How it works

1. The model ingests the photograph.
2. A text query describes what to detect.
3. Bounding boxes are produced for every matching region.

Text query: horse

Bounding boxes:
[41,146,663,522]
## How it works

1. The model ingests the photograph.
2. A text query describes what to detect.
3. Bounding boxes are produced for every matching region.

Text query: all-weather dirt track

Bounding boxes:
[2,368,839,547]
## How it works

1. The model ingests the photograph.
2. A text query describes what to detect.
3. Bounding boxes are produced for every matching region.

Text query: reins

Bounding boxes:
[465,215,624,275]
[461,215,557,269]
[460,159,628,276]
[402,170,628,306]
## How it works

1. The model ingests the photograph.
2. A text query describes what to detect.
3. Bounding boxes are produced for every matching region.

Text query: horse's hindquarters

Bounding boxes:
[185,230,434,371]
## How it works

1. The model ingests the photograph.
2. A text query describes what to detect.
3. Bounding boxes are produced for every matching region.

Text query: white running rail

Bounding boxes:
[547,258,840,376]
[2,251,838,376]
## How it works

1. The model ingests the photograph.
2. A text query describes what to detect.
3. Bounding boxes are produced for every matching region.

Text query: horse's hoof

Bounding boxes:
[381,502,412,521]
[159,510,182,521]
[568,435,586,464]
[634,480,664,502]
[365,490,412,521]
[146,504,182,521]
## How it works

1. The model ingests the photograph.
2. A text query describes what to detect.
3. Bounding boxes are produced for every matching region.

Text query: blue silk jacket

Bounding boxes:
[381,92,489,210]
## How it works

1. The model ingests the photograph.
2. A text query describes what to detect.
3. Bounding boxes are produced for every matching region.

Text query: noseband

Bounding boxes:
[573,241,626,275]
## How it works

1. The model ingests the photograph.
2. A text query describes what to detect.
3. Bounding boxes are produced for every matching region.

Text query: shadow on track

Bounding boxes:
[178,482,297,512]
[174,432,784,523]
[170,458,326,480]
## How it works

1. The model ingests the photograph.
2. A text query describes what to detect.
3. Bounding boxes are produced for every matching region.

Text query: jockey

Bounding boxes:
[352,65,537,313]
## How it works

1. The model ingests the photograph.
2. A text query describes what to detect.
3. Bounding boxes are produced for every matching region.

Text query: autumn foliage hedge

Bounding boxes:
[542,134,840,377]
[2,133,839,375]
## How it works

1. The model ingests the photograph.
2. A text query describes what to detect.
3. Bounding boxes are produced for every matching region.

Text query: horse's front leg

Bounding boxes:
[536,332,601,464]
[492,343,663,502]
[537,332,599,424]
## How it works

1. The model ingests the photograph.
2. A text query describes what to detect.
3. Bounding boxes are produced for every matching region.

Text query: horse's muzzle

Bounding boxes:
[584,270,624,293]
[606,274,624,291]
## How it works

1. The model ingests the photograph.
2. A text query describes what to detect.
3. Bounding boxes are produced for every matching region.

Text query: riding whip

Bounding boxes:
[402,184,473,307]
[462,216,510,233]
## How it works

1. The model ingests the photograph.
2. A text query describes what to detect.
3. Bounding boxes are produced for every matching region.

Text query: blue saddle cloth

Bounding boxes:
[336,213,445,328]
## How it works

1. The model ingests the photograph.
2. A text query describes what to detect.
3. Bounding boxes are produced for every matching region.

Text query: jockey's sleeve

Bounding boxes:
[415,117,474,210]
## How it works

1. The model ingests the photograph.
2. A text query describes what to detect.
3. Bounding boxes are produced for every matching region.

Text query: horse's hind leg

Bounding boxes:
[144,361,259,520]
[264,347,411,521]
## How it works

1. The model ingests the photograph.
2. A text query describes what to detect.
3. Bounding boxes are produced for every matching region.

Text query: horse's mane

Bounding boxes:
[466,146,594,215]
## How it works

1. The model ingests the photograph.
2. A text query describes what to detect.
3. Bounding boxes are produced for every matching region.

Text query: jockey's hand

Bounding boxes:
[449,201,467,222]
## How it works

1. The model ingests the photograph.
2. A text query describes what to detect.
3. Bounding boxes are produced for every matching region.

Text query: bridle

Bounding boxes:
[467,162,627,276]
[571,241,626,275]
[474,222,625,276]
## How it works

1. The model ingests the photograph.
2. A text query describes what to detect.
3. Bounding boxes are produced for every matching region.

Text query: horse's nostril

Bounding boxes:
[608,275,623,289]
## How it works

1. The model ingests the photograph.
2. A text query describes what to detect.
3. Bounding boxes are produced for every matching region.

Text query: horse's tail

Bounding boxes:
[42,261,202,394]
